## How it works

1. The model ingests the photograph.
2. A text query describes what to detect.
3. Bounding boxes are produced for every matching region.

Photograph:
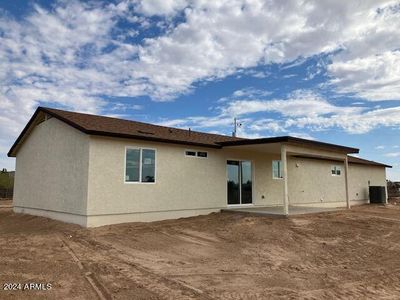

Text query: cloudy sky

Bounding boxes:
[1,0,400,179]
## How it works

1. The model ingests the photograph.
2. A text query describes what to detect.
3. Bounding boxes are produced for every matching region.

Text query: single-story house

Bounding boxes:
[8,107,391,227]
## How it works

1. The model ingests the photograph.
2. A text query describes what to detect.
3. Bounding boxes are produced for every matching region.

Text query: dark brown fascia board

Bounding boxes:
[8,108,43,157]
[348,157,392,168]
[218,136,359,154]
[351,161,392,168]
[293,154,392,168]
[8,107,222,157]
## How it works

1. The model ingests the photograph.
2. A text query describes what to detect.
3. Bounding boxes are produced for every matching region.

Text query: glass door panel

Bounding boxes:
[227,160,252,205]
[241,161,253,204]
[227,160,240,205]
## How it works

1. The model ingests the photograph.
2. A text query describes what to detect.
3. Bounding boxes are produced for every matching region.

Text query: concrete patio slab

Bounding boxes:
[221,205,342,217]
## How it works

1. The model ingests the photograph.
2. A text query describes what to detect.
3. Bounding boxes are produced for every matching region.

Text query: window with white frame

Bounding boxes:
[272,160,283,179]
[331,165,341,176]
[197,151,208,158]
[185,150,208,158]
[185,150,196,157]
[125,148,156,183]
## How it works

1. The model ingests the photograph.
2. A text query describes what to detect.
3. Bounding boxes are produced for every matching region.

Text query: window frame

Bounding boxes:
[196,151,208,158]
[124,147,157,184]
[331,165,342,176]
[272,160,283,180]
[185,150,197,157]
[184,149,208,159]
[226,158,255,206]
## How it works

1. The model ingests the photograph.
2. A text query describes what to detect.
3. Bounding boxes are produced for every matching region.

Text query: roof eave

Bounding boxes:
[218,136,359,154]
[87,130,222,149]
[8,107,44,157]
[8,107,223,157]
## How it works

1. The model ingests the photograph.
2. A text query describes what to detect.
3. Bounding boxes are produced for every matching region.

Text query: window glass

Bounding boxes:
[185,150,196,156]
[126,149,140,182]
[197,151,208,158]
[272,160,282,179]
[331,165,341,176]
[142,149,155,182]
[227,160,240,205]
[241,161,252,204]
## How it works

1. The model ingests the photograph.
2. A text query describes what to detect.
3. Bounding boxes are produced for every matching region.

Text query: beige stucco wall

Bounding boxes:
[287,156,388,207]
[86,136,285,218]
[86,137,389,223]
[287,157,346,205]
[13,117,90,219]
[348,163,387,202]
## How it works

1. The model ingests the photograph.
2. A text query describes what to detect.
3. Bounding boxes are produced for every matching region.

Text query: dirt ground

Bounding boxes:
[1,204,400,299]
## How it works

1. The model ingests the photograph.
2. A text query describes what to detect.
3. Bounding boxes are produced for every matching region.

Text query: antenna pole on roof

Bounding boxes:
[232,117,242,137]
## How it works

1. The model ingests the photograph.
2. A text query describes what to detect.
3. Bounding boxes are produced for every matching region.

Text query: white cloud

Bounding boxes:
[329,51,400,100]
[110,103,143,111]
[157,115,234,129]
[1,0,400,169]
[288,132,315,140]
[132,0,400,99]
[385,152,400,157]
[221,90,362,118]
[217,89,400,134]
[375,145,385,150]
[249,119,284,133]
[133,0,189,16]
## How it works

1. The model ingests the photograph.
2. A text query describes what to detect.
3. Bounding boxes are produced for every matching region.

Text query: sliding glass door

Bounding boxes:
[227,160,253,205]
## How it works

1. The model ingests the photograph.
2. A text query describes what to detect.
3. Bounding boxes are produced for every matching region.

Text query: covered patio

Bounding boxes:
[219,136,359,215]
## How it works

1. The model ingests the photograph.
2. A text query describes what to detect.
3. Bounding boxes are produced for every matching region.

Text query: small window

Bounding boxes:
[331,165,341,176]
[272,160,283,179]
[125,148,156,183]
[185,150,208,158]
[185,150,196,156]
[197,151,208,158]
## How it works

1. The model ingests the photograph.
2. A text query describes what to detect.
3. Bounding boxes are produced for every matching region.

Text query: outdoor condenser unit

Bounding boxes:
[369,186,386,204]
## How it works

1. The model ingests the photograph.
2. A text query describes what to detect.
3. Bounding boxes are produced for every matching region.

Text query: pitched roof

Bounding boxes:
[8,107,243,157]
[9,107,384,163]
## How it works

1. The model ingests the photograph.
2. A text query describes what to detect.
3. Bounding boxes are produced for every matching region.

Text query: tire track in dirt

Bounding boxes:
[56,234,112,300]
[64,233,213,300]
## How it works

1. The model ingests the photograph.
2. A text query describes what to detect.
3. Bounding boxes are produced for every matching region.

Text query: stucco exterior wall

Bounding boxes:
[86,137,287,220]
[13,117,90,221]
[287,157,387,207]
[86,137,390,225]
[348,163,387,202]
[287,157,346,206]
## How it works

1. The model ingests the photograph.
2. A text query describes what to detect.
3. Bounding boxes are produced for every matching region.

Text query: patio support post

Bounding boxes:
[281,144,289,215]
[344,155,351,209]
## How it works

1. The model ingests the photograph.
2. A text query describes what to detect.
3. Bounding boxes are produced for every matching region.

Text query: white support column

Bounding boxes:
[281,144,289,215]
[344,156,351,209]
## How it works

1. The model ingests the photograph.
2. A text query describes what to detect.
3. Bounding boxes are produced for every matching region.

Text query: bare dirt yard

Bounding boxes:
[1,204,400,299]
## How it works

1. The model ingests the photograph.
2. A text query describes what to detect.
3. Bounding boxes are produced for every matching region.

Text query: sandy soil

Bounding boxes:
[1,205,400,299]
[0,199,12,208]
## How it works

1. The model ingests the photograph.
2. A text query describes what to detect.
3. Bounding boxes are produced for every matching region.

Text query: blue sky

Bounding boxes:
[1,0,400,179]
